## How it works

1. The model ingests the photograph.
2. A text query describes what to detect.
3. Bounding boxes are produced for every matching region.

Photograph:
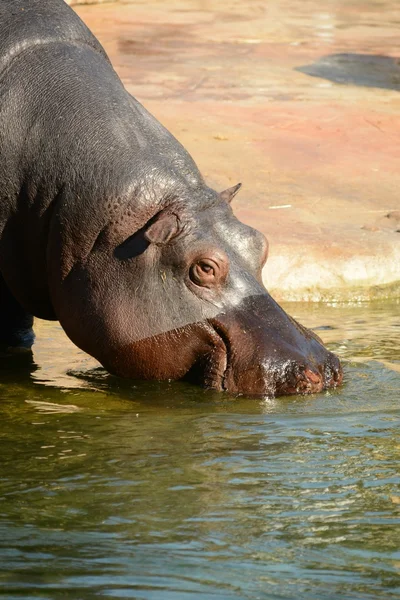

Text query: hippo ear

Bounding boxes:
[220,182,242,203]
[144,212,180,245]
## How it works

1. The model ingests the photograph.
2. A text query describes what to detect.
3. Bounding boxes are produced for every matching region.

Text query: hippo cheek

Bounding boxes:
[208,295,343,398]
[100,322,228,389]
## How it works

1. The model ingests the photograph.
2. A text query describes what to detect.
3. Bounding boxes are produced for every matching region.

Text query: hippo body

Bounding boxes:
[0,0,342,396]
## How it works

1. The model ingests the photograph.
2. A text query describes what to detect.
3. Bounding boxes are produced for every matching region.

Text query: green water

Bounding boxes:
[0,302,399,599]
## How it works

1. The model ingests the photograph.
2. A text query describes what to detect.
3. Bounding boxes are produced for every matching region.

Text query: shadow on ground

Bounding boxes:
[296,53,400,91]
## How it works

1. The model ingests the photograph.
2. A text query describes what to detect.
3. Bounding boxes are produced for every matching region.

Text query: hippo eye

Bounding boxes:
[199,262,212,273]
[189,259,218,287]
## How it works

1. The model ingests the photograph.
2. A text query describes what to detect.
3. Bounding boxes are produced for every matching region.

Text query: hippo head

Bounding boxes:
[48,178,342,398]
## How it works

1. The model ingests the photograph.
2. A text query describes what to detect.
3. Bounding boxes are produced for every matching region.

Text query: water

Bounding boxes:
[0,301,399,599]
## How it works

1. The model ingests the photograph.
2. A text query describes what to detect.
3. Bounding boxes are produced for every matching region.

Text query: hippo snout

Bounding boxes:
[222,351,342,397]
[209,294,343,398]
[269,352,343,396]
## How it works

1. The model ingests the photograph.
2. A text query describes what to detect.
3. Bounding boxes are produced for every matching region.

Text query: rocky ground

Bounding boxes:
[73,0,400,302]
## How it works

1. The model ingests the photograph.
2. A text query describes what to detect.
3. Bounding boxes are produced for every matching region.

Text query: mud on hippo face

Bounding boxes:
[52,184,342,397]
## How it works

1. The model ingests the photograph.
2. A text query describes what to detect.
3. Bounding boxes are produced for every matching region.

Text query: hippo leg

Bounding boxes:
[0,276,34,353]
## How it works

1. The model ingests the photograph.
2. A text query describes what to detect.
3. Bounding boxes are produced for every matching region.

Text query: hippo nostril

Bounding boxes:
[278,364,324,395]
[333,364,344,386]
[333,367,341,383]
[298,367,323,393]
[323,355,343,388]
[304,368,322,385]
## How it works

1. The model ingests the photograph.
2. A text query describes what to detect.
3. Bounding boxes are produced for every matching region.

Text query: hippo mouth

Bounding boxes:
[218,357,343,397]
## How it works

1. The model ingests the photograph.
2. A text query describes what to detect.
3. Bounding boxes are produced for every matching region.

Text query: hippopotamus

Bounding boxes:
[0,0,342,397]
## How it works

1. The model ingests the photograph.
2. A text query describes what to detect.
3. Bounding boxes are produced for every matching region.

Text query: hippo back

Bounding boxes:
[0,0,108,70]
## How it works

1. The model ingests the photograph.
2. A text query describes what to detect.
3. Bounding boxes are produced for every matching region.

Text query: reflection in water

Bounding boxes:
[0,302,399,598]
[297,53,400,91]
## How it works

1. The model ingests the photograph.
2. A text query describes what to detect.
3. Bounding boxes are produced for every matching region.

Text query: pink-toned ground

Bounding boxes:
[74,0,400,301]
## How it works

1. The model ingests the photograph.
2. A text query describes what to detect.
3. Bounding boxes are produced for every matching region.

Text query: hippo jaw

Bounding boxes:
[98,314,342,399]
[99,292,343,398]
